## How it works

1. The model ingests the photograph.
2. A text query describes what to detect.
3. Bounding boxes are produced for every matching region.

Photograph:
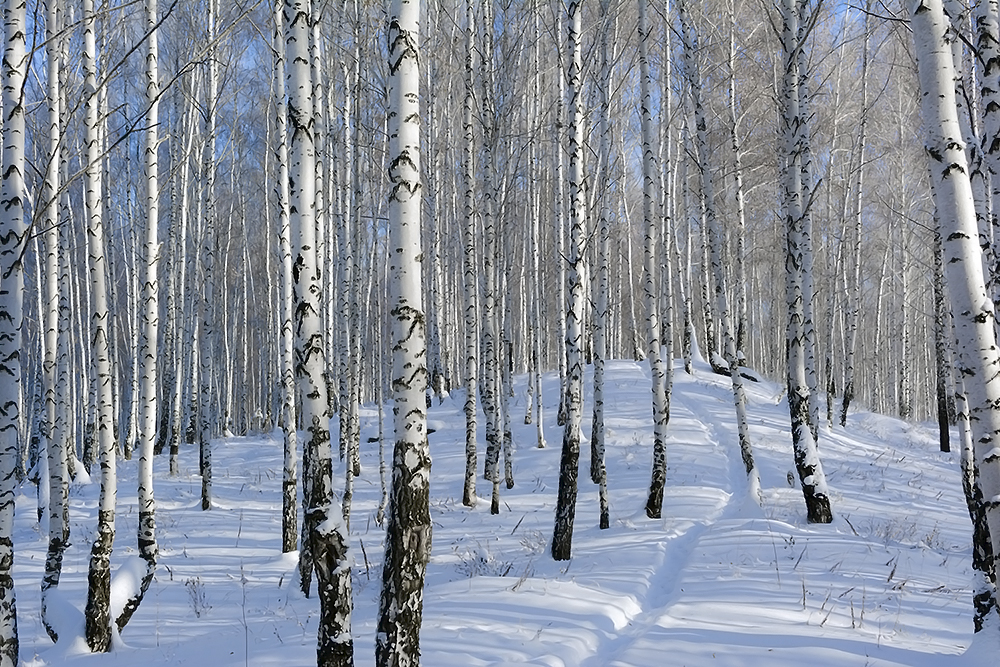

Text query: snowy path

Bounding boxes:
[578,372,741,666]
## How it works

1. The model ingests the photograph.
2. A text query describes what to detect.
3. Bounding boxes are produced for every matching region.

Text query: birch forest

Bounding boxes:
[0,0,999,663]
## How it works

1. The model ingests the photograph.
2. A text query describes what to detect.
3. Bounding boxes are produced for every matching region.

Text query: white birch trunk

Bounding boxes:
[840,4,870,427]
[130,0,160,618]
[911,0,1000,628]
[590,0,612,530]
[81,0,117,650]
[976,0,1000,300]
[285,2,353,662]
[461,0,478,507]
[480,0,502,515]
[0,0,26,658]
[640,0,670,520]
[552,0,585,560]
[41,0,69,641]
[781,0,832,524]
[200,0,218,512]
[274,0,297,555]
[376,0,431,661]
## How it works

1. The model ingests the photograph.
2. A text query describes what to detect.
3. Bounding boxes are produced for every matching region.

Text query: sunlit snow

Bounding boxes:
[11,357,990,665]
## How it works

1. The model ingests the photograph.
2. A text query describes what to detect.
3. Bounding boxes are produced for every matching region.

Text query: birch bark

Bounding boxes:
[376,0,432,660]
[0,0,26,659]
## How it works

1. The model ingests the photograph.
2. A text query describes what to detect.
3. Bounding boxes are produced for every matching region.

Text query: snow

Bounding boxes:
[10,360,989,665]
[109,556,150,621]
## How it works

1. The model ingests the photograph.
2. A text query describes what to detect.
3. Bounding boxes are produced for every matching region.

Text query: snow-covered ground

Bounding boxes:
[13,358,994,665]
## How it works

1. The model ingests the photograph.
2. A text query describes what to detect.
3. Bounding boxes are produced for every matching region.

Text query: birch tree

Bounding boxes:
[461,0,478,507]
[0,0,26,658]
[286,1,353,662]
[200,0,219,512]
[840,5,870,427]
[590,0,612,531]
[640,0,670,520]
[41,0,70,638]
[126,0,162,624]
[274,0,297,554]
[911,0,1000,629]
[376,0,432,662]
[781,0,832,524]
[82,0,116,650]
[552,0,585,560]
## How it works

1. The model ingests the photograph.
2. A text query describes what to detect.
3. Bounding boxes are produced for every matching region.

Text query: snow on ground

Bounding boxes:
[12,358,989,665]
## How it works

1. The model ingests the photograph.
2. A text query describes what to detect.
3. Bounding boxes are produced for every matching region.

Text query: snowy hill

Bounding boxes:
[13,358,991,666]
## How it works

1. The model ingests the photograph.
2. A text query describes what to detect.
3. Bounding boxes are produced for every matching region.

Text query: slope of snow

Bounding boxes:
[13,359,984,665]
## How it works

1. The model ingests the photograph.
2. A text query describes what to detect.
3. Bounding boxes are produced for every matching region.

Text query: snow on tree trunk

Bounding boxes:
[552,0,586,560]
[285,1,354,663]
[376,0,432,661]
[911,0,1000,628]
[0,0,26,658]
[781,0,832,525]
[639,0,670,520]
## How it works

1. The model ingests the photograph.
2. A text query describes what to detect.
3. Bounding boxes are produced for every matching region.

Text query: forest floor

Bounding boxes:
[11,356,994,666]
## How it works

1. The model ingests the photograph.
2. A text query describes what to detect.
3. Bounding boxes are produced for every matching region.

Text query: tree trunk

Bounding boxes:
[911,0,1000,628]
[461,0,478,508]
[376,0,432,661]
[285,1,354,662]
[200,0,218,512]
[680,0,760,501]
[590,0,612,530]
[640,0,670,520]
[274,0,297,554]
[552,0,585,560]
[781,0,833,524]
[0,0,27,658]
